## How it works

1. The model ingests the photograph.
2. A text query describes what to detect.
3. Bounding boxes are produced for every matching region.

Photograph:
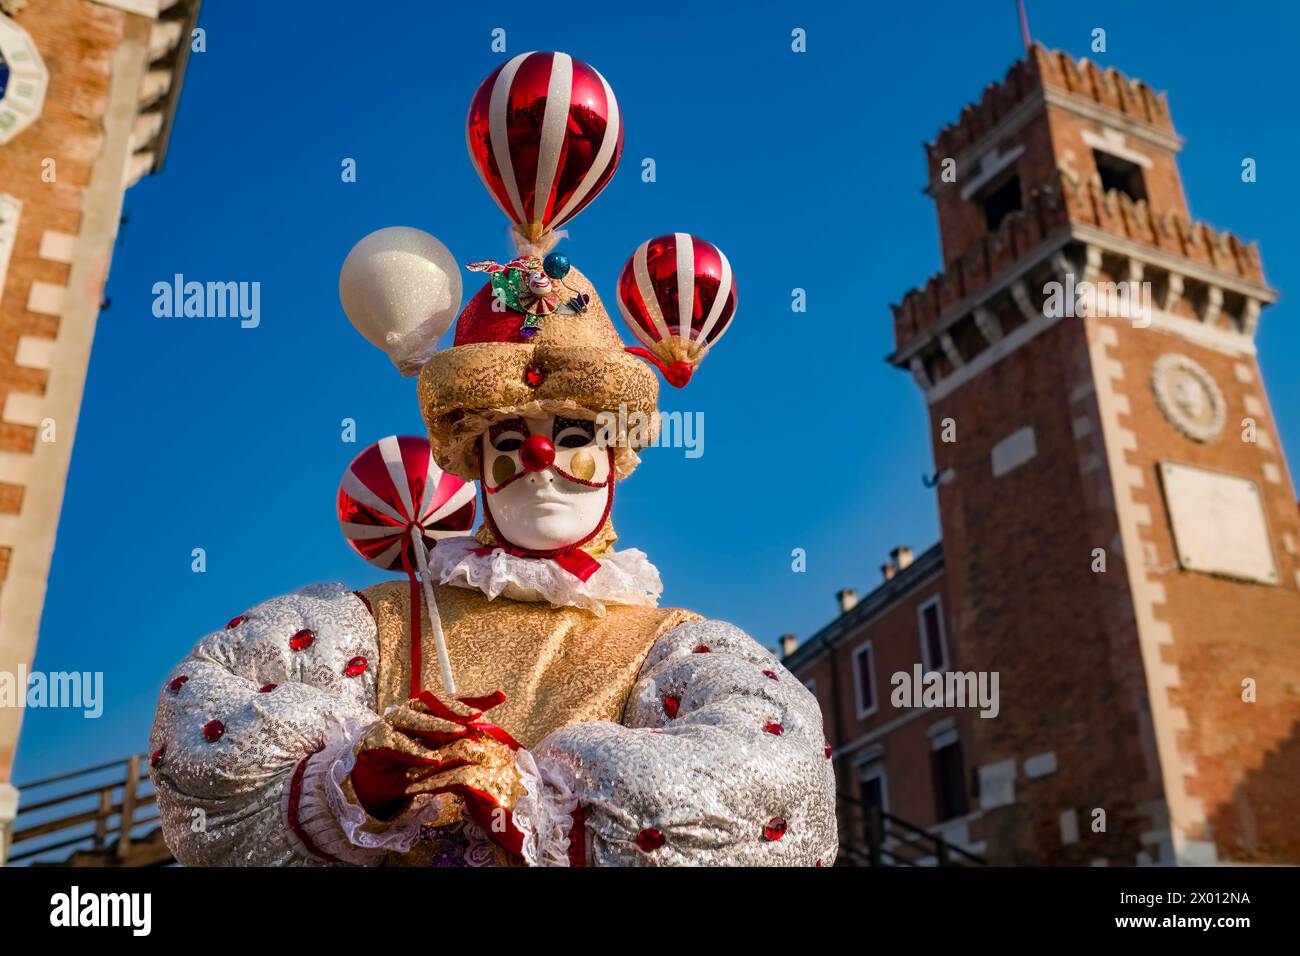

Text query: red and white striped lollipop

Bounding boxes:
[616,233,737,388]
[466,51,623,248]
[338,435,476,569]
[338,435,476,693]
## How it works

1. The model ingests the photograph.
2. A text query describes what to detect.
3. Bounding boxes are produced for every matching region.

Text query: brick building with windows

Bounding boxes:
[0,0,200,863]
[783,46,1300,866]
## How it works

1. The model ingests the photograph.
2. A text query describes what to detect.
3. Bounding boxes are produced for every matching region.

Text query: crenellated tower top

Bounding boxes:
[889,45,1275,396]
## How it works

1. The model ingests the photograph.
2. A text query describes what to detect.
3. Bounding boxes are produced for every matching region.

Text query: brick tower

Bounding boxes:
[0,0,200,863]
[890,46,1300,865]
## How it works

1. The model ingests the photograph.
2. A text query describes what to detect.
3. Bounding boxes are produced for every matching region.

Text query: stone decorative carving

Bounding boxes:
[1151,352,1225,443]
[0,11,48,145]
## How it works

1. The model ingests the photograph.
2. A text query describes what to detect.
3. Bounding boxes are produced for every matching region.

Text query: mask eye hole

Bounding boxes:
[553,417,595,449]
[489,418,527,452]
[491,454,517,487]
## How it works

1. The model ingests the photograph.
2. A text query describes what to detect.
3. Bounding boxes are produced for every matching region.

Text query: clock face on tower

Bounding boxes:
[0,14,47,145]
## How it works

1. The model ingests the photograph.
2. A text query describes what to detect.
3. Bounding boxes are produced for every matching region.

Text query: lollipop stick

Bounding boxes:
[410,527,457,695]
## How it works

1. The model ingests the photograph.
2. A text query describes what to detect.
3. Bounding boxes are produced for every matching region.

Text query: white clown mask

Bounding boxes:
[479,414,613,553]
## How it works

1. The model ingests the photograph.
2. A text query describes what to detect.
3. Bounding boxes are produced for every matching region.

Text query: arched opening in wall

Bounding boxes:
[1093,150,1148,203]
[980,173,1023,232]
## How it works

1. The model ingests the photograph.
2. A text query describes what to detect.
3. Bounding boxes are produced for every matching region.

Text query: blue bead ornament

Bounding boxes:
[543,252,571,280]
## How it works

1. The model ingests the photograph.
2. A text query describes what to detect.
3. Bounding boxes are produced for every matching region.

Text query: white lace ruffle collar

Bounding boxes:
[425,535,662,615]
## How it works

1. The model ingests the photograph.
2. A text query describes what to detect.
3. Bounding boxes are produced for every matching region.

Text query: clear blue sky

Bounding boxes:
[16,0,1300,781]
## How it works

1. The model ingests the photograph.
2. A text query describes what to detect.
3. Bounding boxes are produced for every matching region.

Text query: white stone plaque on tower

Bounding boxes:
[1160,461,1278,585]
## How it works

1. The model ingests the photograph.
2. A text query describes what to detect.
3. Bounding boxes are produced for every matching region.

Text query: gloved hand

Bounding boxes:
[349,690,527,855]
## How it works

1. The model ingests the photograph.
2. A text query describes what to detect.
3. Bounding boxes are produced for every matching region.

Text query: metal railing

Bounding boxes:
[838,792,986,866]
[6,754,172,866]
[6,756,978,867]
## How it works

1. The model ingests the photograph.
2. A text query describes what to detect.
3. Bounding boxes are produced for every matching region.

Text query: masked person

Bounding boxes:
[149,53,836,868]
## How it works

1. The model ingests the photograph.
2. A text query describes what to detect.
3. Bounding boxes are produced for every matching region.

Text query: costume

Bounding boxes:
[149,51,836,867]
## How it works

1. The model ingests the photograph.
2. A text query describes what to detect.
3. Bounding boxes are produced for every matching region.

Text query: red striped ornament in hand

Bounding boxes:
[338,435,476,694]
[338,435,475,569]
[616,233,737,388]
[466,51,623,250]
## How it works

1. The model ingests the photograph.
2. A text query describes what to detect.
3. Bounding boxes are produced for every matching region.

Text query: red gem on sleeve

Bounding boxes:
[150,747,165,767]
[344,656,368,677]
[824,745,833,759]
[692,645,710,654]
[168,675,189,694]
[764,722,783,736]
[762,817,787,841]
[259,683,278,693]
[289,628,315,651]
[662,695,680,719]
[762,669,778,680]
[225,615,247,630]
[635,828,666,852]
[202,720,226,742]
[524,362,546,387]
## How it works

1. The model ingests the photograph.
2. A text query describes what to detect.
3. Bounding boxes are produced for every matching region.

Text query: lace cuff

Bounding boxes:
[513,749,581,867]
[284,718,443,864]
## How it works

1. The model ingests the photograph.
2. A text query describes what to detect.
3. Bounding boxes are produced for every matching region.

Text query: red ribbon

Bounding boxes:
[471,544,601,583]
[398,690,527,858]
[403,689,523,752]
[625,346,694,388]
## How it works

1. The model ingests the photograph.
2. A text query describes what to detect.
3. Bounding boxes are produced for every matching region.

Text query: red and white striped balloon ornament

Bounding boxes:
[616,233,738,388]
[466,51,623,254]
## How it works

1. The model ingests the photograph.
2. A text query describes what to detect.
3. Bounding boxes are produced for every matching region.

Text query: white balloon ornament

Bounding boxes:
[339,227,463,376]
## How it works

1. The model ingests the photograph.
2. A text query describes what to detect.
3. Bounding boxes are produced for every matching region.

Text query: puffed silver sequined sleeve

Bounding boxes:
[523,618,838,866]
[148,584,381,866]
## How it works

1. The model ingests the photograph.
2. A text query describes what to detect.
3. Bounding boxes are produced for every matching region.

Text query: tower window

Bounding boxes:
[981,174,1022,231]
[1093,149,1147,203]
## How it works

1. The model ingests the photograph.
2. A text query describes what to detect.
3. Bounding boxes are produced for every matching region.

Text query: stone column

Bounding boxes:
[0,780,17,865]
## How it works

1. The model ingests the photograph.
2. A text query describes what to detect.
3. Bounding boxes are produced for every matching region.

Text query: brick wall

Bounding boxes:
[926,316,1164,864]
[1092,294,1300,862]
[0,1,150,784]
[789,569,987,843]
[0,3,137,569]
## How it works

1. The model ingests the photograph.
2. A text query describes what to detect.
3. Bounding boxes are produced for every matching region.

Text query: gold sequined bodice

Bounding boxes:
[362,580,699,747]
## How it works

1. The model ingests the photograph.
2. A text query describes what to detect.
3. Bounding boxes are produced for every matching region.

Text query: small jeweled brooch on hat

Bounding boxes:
[467,252,589,339]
